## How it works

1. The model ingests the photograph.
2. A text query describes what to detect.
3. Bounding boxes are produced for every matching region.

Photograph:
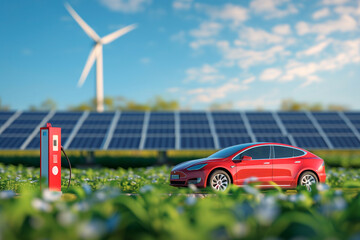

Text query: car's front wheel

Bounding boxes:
[209,170,230,191]
[298,171,318,191]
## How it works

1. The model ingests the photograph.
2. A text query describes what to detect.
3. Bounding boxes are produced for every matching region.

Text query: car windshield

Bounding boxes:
[208,143,254,159]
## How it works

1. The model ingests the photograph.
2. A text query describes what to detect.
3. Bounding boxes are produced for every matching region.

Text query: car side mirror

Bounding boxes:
[241,155,252,161]
[233,155,252,162]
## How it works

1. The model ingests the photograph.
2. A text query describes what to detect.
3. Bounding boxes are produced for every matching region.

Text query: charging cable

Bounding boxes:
[61,146,72,189]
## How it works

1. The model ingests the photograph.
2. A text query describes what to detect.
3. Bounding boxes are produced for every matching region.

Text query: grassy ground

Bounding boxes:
[0,164,359,239]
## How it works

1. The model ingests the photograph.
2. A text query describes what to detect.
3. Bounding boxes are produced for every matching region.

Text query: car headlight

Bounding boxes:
[187,163,207,171]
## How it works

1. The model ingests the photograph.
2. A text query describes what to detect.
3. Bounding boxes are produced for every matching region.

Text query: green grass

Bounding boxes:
[0,164,359,239]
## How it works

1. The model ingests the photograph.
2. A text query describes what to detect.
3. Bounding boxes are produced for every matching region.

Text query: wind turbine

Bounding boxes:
[65,3,136,112]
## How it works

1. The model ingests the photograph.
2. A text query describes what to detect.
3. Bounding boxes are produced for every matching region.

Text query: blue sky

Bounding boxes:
[1,0,360,110]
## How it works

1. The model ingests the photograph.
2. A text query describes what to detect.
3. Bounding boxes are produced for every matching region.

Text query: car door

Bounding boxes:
[272,146,304,187]
[233,146,273,186]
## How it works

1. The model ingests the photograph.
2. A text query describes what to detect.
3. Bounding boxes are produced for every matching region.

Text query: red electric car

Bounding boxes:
[170,142,326,191]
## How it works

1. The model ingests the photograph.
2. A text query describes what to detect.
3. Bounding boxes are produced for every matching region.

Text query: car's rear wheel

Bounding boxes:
[298,171,318,192]
[209,170,230,191]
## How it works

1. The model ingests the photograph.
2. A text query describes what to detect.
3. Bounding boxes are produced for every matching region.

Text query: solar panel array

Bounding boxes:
[0,111,360,150]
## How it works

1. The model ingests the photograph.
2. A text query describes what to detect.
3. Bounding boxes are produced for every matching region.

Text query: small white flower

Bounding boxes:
[32,198,52,212]
[82,184,92,195]
[316,183,330,192]
[298,193,306,202]
[185,196,197,206]
[73,202,90,212]
[95,191,107,201]
[57,211,77,227]
[0,190,15,199]
[333,197,346,210]
[42,189,62,202]
[255,196,279,225]
[289,194,297,202]
[140,185,153,193]
[188,184,198,192]
[243,185,260,195]
[244,176,258,185]
[335,190,343,196]
[78,220,106,239]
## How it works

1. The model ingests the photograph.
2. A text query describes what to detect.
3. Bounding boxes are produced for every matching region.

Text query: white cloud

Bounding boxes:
[99,0,151,13]
[312,8,330,19]
[239,27,295,46]
[189,22,223,38]
[140,57,151,64]
[187,78,249,103]
[217,43,290,68]
[296,15,357,36]
[196,3,248,25]
[184,64,225,83]
[296,40,332,57]
[241,27,283,45]
[322,0,349,5]
[272,24,291,35]
[235,90,281,109]
[250,0,298,19]
[173,0,192,10]
[334,2,360,15]
[300,75,322,88]
[280,38,360,85]
[242,76,256,84]
[190,39,216,49]
[171,31,186,43]
[260,68,282,81]
[167,87,180,93]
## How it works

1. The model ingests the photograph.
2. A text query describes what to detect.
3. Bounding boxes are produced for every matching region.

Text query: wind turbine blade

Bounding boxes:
[101,24,137,45]
[78,45,99,87]
[65,3,100,42]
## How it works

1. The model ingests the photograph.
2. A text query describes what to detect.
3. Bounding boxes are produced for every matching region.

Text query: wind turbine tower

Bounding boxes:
[65,3,136,112]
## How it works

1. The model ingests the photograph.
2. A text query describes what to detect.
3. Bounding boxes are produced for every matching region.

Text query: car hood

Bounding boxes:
[172,158,223,171]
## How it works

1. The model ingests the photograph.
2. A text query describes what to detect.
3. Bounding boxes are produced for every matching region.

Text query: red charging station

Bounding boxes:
[40,123,62,191]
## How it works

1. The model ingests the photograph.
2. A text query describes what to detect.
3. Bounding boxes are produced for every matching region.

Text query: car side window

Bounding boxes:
[274,146,304,158]
[236,146,271,160]
[292,148,304,157]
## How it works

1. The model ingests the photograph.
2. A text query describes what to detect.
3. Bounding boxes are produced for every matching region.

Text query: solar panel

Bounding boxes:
[216,127,248,134]
[252,128,282,134]
[286,128,319,134]
[212,112,243,124]
[0,112,15,127]
[181,137,214,149]
[25,112,84,150]
[0,111,360,150]
[181,128,211,134]
[218,136,252,148]
[69,136,104,149]
[293,136,328,148]
[328,136,360,148]
[144,137,175,149]
[256,136,291,145]
[64,112,116,150]
[0,112,50,149]
[0,136,27,149]
[108,137,141,149]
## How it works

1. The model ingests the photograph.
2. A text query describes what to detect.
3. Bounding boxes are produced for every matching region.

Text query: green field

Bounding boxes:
[0,164,360,239]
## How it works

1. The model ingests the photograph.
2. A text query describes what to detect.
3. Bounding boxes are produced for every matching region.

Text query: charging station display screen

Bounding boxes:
[40,129,49,187]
